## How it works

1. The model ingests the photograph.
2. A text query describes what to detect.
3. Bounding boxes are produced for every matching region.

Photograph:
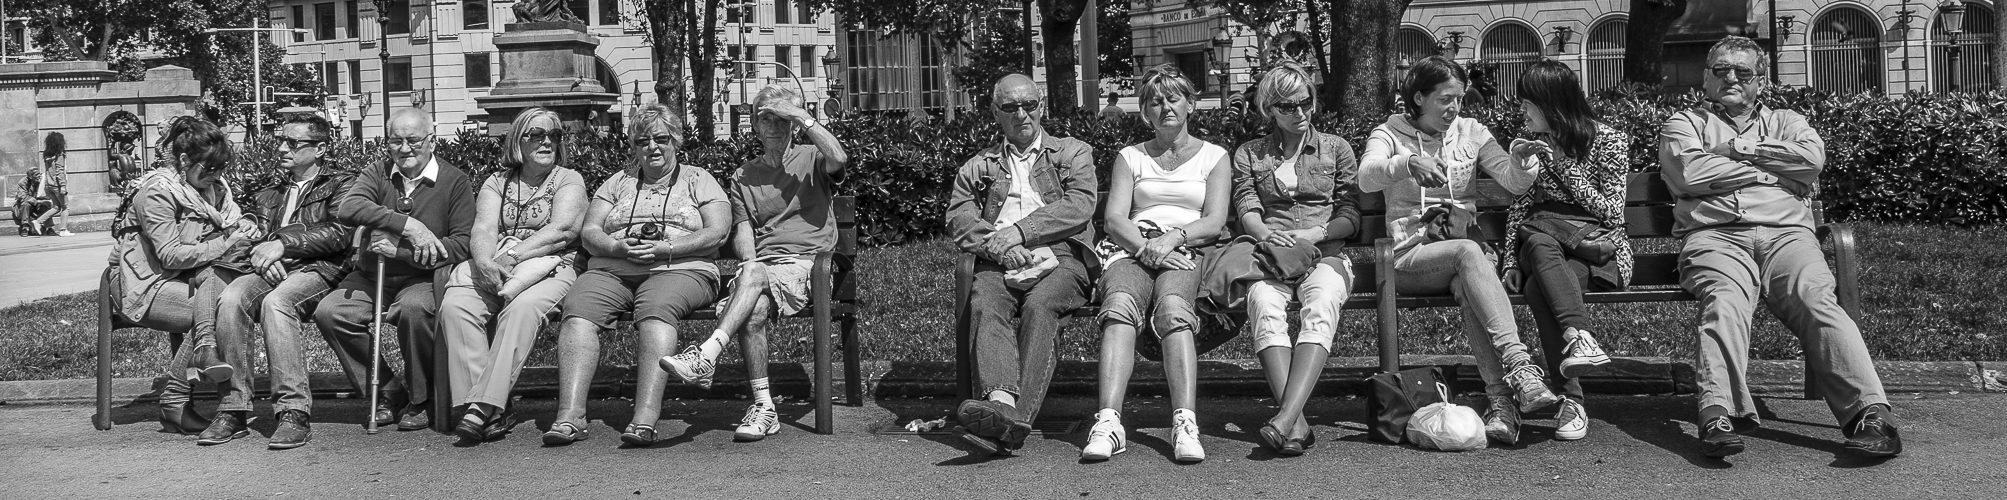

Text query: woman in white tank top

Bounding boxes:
[1080,65,1233,464]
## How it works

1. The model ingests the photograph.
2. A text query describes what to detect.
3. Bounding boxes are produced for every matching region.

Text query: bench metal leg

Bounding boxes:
[811,253,834,435]
[1375,239,1401,373]
[841,316,862,407]
[94,268,115,431]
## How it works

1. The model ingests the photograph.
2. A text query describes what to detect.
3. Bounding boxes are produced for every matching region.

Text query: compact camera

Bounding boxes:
[633,222,664,241]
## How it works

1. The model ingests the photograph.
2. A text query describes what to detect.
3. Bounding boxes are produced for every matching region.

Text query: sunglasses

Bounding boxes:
[1270,99,1312,114]
[1709,65,1760,83]
[521,128,563,144]
[996,100,1041,114]
[632,135,677,147]
[278,137,325,149]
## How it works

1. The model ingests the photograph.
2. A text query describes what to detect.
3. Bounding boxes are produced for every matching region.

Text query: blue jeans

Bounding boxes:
[216,272,333,415]
[1394,239,1534,400]
[970,254,1090,422]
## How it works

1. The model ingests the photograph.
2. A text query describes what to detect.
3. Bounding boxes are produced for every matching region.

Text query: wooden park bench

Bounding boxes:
[953,173,1862,401]
[95,197,863,435]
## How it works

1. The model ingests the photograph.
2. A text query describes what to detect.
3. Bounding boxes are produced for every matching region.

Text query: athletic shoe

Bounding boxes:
[1484,396,1521,445]
[55,230,74,237]
[1553,399,1588,441]
[956,399,1031,450]
[1079,409,1126,461]
[1558,328,1612,378]
[1842,405,1902,458]
[1699,416,1745,458]
[734,404,780,442]
[659,346,716,390]
[1506,364,1562,413]
[1171,409,1205,463]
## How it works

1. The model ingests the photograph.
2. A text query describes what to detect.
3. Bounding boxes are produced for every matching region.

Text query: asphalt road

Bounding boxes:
[0,231,114,307]
[3,394,2003,499]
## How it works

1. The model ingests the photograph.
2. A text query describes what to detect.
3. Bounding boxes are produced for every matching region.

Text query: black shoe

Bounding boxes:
[187,344,234,383]
[957,399,1032,447]
[1483,397,1522,445]
[454,405,490,443]
[269,410,312,450]
[196,411,251,445]
[396,407,430,431]
[957,428,1010,456]
[483,407,518,442]
[1699,416,1745,458]
[1843,406,1902,458]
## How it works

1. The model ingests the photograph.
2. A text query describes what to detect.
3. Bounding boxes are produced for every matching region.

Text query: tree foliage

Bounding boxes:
[1096,0,1133,96]
[12,0,157,62]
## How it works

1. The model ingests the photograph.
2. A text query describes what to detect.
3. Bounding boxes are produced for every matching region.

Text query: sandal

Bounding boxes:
[542,421,589,446]
[620,423,657,446]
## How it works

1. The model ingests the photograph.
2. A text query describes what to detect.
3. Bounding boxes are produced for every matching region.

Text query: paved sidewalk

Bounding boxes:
[0,230,114,307]
[3,394,2001,498]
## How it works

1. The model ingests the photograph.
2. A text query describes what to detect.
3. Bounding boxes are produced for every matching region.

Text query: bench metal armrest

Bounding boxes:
[1819,223,1863,320]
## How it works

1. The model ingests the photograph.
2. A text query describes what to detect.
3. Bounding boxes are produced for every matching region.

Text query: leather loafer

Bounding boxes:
[396,407,430,432]
[268,410,312,450]
[196,411,250,446]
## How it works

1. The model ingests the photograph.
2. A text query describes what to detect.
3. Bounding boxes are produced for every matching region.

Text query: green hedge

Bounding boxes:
[226,87,2007,245]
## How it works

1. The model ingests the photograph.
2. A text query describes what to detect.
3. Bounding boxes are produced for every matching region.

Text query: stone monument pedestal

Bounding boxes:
[474,22,618,137]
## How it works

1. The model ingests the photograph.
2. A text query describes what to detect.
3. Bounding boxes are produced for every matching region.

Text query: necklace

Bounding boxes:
[1148,136,1194,170]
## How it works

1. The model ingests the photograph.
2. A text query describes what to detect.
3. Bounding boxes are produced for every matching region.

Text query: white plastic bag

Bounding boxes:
[1406,402,1487,451]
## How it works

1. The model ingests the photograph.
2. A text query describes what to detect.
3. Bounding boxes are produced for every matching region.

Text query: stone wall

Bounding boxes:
[0,63,202,226]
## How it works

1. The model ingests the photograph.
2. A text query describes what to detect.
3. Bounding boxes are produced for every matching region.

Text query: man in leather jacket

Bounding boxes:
[205,114,358,449]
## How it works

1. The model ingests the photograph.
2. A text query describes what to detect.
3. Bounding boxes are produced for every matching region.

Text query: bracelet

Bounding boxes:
[1170,227,1189,241]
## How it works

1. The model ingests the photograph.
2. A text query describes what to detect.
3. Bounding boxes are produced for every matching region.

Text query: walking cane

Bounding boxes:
[366,232,385,435]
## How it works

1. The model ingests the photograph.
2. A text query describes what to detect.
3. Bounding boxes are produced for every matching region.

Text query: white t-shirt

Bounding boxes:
[1120,142,1227,229]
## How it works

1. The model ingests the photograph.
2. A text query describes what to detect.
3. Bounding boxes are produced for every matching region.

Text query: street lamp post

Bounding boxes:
[1212,25,1232,109]
[820,48,842,120]
[1940,0,1968,91]
[372,0,390,138]
[204,26,311,138]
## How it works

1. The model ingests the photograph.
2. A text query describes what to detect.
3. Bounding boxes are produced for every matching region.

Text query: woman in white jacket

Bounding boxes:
[1358,56,1560,445]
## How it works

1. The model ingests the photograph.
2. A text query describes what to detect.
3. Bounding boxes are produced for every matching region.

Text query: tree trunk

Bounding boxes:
[1327,0,1411,119]
[1306,0,1332,110]
[1996,6,2006,89]
[688,0,722,144]
[1038,0,1090,114]
[646,0,688,120]
[1624,0,1687,86]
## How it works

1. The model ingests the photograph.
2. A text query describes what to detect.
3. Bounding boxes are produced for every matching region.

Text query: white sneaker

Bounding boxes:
[733,404,780,441]
[1172,409,1205,463]
[659,346,716,389]
[1554,399,1589,441]
[1558,328,1612,378]
[55,230,74,237]
[1080,409,1126,460]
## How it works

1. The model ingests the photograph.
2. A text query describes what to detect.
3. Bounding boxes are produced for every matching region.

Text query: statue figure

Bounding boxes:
[512,0,583,24]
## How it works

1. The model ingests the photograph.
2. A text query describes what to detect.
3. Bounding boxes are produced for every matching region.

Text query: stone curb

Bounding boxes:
[0,357,1993,406]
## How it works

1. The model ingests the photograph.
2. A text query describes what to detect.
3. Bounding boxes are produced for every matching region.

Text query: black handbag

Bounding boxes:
[1366,366,1451,444]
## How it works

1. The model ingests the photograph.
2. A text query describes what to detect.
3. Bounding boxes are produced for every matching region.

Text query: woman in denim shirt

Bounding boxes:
[1230,62,1360,456]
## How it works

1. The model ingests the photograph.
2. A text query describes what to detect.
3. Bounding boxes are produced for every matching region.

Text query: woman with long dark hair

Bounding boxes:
[1499,60,1631,441]
[1358,56,1559,446]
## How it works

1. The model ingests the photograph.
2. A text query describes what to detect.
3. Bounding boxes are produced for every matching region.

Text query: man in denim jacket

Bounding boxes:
[943,74,1098,455]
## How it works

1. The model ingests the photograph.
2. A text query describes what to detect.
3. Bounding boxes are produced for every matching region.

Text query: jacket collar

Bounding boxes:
[982,132,1057,159]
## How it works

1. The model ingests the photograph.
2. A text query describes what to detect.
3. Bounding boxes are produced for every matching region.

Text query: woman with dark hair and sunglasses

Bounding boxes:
[1081,64,1234,463]
[543,104,732,446]
[1229,61,1360,456]
[1498,60,1631,441]
[105,116,265,436]
[438,107,589,444]
[1359,56,1560,446]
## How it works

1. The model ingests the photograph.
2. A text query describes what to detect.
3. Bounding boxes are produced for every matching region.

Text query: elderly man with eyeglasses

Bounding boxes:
[192,114,361,449]
[1660,36,1899,460]
[314,107,477,433]
[941,73,1098,455]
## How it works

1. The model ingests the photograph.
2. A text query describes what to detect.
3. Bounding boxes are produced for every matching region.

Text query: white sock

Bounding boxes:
[697,330,730,361]
[987,390,1017,408]
[1174,408,1196,422]
[751,377,773,408]
[1096,408,1120,422]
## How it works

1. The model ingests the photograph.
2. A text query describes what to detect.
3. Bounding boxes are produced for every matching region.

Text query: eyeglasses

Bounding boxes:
[520,128,563,144]
[1270,99,1312,115]
[387,135,433,148]
[1709,65,1761,83]
[278,137,325,149]
[632,135,677,147]
[996,100,1041,114]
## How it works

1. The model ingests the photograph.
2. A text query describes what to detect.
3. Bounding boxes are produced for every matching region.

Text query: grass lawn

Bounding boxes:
[3,221,2002,381]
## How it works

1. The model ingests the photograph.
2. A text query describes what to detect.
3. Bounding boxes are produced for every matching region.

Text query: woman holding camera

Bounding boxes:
[544,104,732,446]
[1358,56,1558,446]
[1499,61,1632,441]
[439,107,589,444]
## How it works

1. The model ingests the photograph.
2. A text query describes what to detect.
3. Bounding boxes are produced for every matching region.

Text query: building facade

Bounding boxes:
[269,0,839,139]
[1129,0,2000,102]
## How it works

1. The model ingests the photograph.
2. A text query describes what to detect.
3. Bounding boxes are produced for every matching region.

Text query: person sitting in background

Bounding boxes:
[1659,35,1899,459]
